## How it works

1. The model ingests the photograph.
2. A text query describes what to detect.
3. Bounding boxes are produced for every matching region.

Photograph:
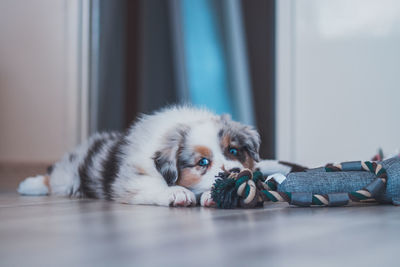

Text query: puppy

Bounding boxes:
[18,106,264,207]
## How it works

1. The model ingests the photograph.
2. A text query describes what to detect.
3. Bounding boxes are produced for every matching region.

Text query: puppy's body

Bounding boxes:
[18,106,290,207]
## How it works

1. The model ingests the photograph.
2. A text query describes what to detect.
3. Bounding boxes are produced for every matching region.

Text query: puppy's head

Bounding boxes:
[153,115,260,194]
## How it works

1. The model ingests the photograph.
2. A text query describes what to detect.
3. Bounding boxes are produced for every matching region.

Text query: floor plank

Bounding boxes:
[0,164,399,267]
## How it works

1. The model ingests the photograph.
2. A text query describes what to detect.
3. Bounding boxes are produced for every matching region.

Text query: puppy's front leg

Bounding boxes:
[157,185,197,207]
[117,175,196,207]
[200,191,216,207]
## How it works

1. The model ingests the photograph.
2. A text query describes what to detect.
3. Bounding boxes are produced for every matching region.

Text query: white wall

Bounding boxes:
[277,0,400,167]
[0,0,87,163]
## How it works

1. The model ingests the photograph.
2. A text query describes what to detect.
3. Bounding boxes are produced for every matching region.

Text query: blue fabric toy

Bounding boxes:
[211,157,400,209]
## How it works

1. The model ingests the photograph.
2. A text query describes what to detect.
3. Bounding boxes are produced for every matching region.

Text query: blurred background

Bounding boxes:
[0,0,399,167]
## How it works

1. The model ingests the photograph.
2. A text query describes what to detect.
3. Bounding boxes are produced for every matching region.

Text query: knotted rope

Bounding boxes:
[211,161,388,209]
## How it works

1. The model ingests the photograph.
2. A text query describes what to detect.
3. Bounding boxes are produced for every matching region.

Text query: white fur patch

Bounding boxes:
[17,175,49,195]
[266,173,287,184]
[256,160,292,176]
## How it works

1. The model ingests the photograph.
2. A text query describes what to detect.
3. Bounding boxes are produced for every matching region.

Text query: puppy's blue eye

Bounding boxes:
[198,158,210,167]
[229,148,238,156]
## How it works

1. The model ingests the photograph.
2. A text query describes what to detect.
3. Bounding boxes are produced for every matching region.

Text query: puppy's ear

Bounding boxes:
[153,124,189,185]
[241,126,261,162]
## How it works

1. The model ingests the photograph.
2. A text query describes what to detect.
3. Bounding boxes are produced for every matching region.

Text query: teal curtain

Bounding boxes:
[181,0,236,119]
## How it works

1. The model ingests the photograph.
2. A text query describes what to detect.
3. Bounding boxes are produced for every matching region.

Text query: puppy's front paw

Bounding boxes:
[164,186,196,207]
[200,191,216,208]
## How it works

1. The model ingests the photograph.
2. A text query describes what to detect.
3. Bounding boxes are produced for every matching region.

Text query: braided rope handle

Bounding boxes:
[235,161,388,207]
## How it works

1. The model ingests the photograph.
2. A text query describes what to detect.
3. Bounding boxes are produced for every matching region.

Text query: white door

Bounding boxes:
[0,0,89,163]
[277,0,400,166]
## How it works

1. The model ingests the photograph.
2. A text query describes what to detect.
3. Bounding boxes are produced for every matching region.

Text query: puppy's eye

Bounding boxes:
[198,158,210,167]
[229,148,238,156]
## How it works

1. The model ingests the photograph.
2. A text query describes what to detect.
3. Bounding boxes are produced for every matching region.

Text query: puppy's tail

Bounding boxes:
[17,174,50,196]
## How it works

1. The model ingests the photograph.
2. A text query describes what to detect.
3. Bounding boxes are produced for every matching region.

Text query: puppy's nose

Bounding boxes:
[229,168,241,173]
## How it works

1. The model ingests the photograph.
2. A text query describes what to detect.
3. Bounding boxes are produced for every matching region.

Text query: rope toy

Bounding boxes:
[211,156,400,209]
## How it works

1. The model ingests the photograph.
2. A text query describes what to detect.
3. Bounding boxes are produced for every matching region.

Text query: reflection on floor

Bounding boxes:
[0,163,398,266]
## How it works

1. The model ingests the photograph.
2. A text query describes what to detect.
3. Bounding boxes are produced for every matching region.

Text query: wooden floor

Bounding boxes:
[1,163,399,267]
